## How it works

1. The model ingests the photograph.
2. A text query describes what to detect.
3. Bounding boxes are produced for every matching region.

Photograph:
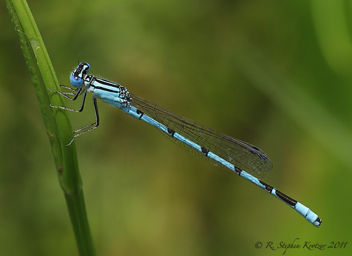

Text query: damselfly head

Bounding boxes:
[70,62,91,88]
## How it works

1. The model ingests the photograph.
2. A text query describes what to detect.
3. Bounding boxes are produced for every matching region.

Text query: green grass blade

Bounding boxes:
[5,0,95,255]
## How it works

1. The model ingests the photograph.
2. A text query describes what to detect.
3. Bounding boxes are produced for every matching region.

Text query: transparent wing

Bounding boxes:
[130,93,272,178]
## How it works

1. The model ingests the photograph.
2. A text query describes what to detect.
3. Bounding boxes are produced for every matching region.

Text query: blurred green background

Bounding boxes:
[1,0,352,255]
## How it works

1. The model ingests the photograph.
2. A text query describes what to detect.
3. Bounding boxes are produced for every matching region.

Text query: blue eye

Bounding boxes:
[70,74,83,88]
[78,62,91,74]
[83,62,91,73]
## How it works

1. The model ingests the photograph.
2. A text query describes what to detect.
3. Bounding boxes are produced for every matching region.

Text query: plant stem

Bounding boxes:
[5,0,95,255]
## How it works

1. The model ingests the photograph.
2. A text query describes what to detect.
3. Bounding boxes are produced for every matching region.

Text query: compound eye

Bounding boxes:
[80,62,91,74]
[70,74,83,88]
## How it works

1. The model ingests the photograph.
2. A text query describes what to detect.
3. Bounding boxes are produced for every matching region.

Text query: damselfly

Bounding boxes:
[50,62,322,227]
